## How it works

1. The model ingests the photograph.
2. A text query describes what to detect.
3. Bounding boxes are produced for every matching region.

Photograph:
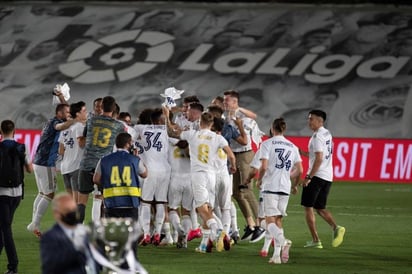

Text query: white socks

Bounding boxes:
[181,215,192,234]
[190,205,200,228]
[200,228,210,246]
[221,209,231,234]
[91,198,102,223]
[141,203,152,235]
[230,201,239,234]
[206,218,218,241]
[155,204,165,235]
[267,223,285,258]
[212,212,223,231]
[31,194,52,228]
[169,210,184,235]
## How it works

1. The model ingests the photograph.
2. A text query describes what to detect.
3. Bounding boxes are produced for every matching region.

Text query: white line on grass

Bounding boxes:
[287,210,412,218]
[288,204,409,211]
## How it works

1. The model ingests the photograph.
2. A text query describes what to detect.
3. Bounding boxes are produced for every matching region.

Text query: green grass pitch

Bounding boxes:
[2,174,411,274]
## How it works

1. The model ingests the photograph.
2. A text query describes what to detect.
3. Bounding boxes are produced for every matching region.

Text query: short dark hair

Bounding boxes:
[115,132,131,149]
[309,109,327,121]
[212,96,224,104]
[138,108,153,125]
[207,105,223,117]
[118,112,131,121]
[223,90,239,100]
[183,95,200,104]
[212,117,224,133]
[70,101,85,118]
[150,108,164,124]
[113,103,120,117]
[189,102,204,112]
[93,97,102,105]
[1,119,15,135]
[102,96,116,113]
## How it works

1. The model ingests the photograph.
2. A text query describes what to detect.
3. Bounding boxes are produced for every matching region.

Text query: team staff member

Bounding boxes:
[296,109,345,249]
[93,132,147,270]
[93,132,147,219]
[0,120,32,274]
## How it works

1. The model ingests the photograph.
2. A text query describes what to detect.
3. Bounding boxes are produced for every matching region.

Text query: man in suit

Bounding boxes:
[40,193,97,274]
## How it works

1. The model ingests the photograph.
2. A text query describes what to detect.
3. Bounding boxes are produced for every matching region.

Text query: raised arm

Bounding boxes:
[162,105,182,139]
[55,119,75,131]
[238,107,257,120]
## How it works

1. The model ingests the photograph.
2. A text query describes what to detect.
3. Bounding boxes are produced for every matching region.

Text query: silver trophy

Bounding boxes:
[89,218,147,274]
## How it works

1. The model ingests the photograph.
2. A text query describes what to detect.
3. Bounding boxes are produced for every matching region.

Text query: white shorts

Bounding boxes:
[262,192,289,217]
[33,164,57,195]
[141,170,170,202]
[168,172,193,211]
[214,169,232,210]
[192,171,216,209]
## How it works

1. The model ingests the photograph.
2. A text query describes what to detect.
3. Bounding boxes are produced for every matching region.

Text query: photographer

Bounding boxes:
[93,132,147,220]
[93,132,147,270]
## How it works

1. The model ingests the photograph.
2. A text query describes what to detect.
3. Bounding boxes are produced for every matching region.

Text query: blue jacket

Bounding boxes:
[40,224,94,274]
[100,150,141,208]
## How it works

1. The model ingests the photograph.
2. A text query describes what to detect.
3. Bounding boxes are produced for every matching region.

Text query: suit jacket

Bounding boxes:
[40,223,88,274]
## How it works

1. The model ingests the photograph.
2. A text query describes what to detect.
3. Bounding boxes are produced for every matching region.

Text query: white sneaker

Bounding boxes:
[159,235,174,246]
[27,223,41,238]
[268,256,281,264]
[281,239,292,263]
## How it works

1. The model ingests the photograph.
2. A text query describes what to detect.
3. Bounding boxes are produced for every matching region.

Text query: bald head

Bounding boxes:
[52,193,78,227]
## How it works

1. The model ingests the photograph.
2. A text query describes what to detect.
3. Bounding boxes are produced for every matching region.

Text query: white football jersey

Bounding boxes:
[168,138,191,175]
[181,129,228,173]
[308,126,333,181]
[260,135,302,194]
[134,124,171,173]
[174,113,192,130]
[58,121,85,174]
[213,148,228,174]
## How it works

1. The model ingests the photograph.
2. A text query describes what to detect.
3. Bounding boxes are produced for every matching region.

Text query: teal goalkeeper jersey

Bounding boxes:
[80,115,126,171]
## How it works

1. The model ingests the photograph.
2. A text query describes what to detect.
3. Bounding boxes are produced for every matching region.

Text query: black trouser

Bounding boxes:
[0,195,21,272]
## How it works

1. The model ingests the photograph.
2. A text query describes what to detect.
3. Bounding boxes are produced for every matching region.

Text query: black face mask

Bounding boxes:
[60,210,79,226]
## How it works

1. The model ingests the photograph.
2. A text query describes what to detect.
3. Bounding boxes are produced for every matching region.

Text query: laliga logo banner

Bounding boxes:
[59,29,174,83]
[58,30,410,84]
